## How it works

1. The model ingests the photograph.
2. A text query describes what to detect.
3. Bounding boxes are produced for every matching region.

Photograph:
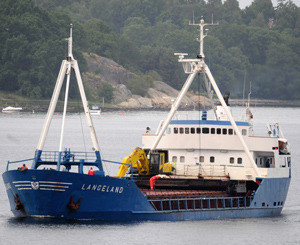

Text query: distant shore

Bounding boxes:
[1,98,300,113]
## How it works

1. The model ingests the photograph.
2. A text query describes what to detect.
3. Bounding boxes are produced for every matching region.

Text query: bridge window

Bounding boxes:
[191,128,195,134]
[210,156,215,163]
[196,127,201,134]
[230,157,234,164]
[185,128,189,134]
[166,128,171,134]
[222,128,227,135]
[237,158,243,164]
[180,156,185,163]
[229,129,233,135]
[174,128,178,134]
[172,156,177,163]
[242,129,247,135]
[180,128,184,134]
[199,156,204,162]
[217,128,221,134]
[202,128,209,134]
[211,128,215,134]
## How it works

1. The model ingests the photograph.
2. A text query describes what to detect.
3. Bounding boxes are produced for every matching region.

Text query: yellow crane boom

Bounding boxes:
[117,148,149,177]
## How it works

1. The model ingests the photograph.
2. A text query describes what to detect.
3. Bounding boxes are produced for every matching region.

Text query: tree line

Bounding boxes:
[0,0,299,100]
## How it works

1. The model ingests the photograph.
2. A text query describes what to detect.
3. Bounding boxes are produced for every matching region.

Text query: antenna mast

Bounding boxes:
[189,16,218,58]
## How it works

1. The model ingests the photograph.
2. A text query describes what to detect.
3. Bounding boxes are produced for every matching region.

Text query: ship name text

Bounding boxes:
[81,184,123,193]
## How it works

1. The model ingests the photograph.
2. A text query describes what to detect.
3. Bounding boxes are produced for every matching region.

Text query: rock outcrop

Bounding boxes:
[83,53,211,109]
[83,53,134,85]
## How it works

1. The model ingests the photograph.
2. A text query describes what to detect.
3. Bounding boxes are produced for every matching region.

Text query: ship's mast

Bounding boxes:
[35,24,104,174]
[151,16,261,178]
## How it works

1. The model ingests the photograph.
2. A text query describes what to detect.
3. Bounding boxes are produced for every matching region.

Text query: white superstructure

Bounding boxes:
[142,17,291,183]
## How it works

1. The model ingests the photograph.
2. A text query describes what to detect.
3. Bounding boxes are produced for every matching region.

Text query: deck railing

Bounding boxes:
[39,151,97,163]
[6,158,35,171]
[173,164,228,178]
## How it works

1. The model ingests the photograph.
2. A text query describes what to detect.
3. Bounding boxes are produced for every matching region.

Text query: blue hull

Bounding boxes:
[2,170,290,221]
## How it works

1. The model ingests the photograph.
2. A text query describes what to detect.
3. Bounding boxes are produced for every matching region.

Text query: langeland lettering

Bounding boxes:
[81,184,123,194]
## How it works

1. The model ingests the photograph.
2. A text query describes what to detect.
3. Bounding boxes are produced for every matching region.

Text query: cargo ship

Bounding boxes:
[2,20,291,221]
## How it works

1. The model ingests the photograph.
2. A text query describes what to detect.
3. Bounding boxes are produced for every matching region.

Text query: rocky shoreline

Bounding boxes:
[3,98,298,113]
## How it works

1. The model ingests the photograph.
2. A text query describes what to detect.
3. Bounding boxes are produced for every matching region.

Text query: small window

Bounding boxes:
[180,128,184,134]
[222,128,227,135]
[185,128,189,134]
[278,201,280,206]
[228,129,233,135]
[210,156,215,163]
[174,128,178,134]
[211,128,215,134]
[230,157,234,164]
[217,128,221,134]
[166,128,171,134]
[191,128,195,134]
[242,129,247,135]
[172,156,177,163]
[199,156,204,162]
[273,202,276,206]
[196,127,201,134]
[262,202,265,207]
[202,128,209,134]
[237,158,243,164]
[180,156,185,163]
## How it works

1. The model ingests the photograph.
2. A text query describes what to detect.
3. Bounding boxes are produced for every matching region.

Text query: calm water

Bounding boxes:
[0,108,299,245]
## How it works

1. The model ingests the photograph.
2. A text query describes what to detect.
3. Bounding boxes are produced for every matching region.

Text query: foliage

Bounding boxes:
[127,74,153,96]
[97,82,114,103]
[0,0,299,100]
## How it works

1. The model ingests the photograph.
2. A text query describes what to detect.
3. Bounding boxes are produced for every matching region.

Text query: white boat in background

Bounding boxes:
[89,105,101,115]
[2,106,23,113]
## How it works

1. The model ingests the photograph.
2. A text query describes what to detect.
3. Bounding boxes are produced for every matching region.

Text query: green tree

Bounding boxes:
[97,82,114,103]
